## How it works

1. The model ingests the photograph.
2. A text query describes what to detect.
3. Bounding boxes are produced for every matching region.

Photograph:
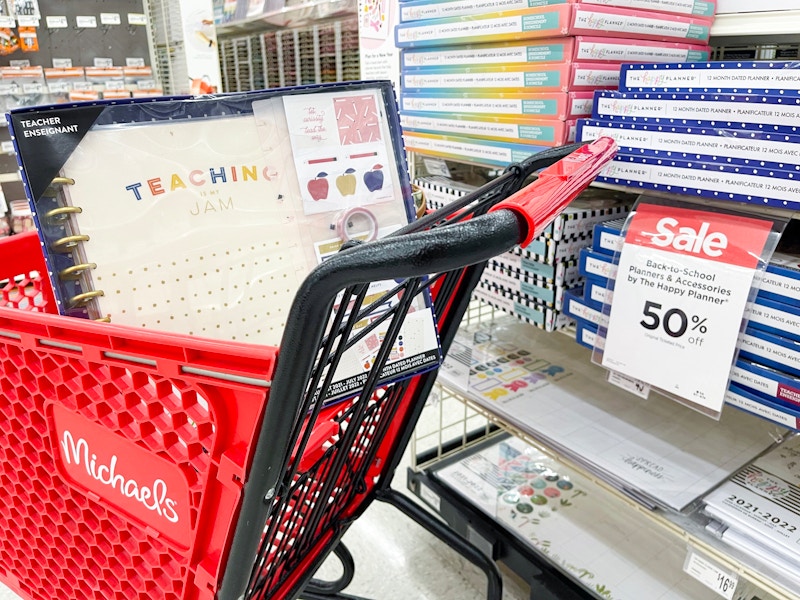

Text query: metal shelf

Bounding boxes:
[215,0,356,36]
[711,11,800,44]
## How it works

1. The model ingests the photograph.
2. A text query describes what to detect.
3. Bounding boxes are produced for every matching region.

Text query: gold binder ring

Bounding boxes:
[69,290,104,307]
[44,206,83,222]
[42,177,77,198]
[50,234,89,252]
[59,263,97,281]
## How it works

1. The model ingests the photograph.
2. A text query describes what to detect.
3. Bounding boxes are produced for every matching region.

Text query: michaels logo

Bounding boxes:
[61,431,180,524]
[51,403,191,545]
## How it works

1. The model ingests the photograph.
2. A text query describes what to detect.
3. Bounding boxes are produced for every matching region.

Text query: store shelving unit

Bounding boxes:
[405,11,800,600]
[215,1,360,93]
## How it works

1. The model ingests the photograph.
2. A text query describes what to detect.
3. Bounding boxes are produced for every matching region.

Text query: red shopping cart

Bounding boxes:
[0,137,615,600]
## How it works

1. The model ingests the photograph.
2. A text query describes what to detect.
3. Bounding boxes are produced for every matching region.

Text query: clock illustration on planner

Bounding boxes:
[333,95,382,145]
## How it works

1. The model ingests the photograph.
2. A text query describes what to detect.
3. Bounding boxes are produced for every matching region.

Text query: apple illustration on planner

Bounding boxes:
[336,168,357,196]
[307,172,329,200]
[363,164,384,192]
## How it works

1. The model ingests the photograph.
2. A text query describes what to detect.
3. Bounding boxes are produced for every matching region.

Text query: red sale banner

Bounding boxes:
[623,203,773,269]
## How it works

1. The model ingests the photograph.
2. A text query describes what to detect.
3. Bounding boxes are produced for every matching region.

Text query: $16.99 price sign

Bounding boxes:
[602,203,773,413]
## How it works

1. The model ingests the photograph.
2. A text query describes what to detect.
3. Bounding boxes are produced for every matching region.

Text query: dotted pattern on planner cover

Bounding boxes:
[94,239,300,344]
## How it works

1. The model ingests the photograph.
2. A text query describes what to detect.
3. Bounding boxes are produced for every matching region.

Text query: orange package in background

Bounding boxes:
[18,27,38,52]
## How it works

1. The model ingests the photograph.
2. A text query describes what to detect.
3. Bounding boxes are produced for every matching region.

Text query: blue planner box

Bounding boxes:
[575,320,600,351]
[619,61,800,96]
[592,90,800,134]
[583,277,613,312]
[577,118,800,172]
[758,251,800,309]
[726,383,800,431]
[598,154,800,211]
[591,216,626,256]
[730,358,800,411]
[738,327,800,380]
[563,286,607,329]
[578,246,617,288]
[746,295,800,345]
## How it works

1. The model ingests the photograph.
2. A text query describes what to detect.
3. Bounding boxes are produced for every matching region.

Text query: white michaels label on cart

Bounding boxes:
[601,203,773,413]
[50,403,192,547]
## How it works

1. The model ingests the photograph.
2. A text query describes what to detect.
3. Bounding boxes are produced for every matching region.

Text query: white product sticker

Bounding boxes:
[601,203,773,412]
[93,57,113,67]
[607,370,650,399]
[419,483,441,512]
[52,58,72,68]
[126,57,145,67]
[100,12,121,25]
[0,16,15,27]
[16,15,38,27]
[45,15,67,28]
[683,548,737,600]
[127,13,147,26]
[76,15,97,28]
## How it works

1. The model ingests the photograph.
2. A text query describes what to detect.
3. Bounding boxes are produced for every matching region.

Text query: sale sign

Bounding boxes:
[601,202,774,414]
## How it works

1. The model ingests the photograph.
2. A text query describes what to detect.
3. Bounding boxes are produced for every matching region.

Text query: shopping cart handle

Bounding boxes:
[489,136,617,247]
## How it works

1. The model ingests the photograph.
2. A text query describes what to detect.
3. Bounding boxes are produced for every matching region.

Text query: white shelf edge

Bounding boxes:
[711,11,800,38]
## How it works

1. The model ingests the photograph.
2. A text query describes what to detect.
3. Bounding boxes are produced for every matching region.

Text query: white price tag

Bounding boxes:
[47,82,70,93]
[422,157,450,178]
[8,59,29,68]
[607,370,650,399]
[127,13,147,26]
[73,81,94,91]
[418,483,441,512]
[683,548,738,599]
[126,57,145,67]
[0,16,15,27]
[100,12,121,25]
[104,79,125,90]
[16,15,38,27]
[601,203,772,413]
[93,57,114,68]
[1,141,14,154]
[45,15,68,28]
[21,83,43,94]
[136,79,156,90]
[76,15,97,28]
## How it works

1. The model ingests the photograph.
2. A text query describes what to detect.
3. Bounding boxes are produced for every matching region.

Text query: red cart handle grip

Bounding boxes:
[490,136,618,247]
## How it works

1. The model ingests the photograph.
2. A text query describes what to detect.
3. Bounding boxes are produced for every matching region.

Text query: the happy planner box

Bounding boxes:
[401,62,621,94]
[399,90,595,120]
[398,0,716,22]
[400,112,572,145]
[399,37,710,70]
[395,4,713,48]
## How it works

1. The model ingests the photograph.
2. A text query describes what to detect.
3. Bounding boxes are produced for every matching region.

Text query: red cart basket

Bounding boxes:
[0,138,615,600]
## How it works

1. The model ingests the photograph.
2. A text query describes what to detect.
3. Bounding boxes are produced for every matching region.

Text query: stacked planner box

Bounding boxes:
[578,60,800,211]
[576,216,800,432]
[396,0,714,167]
[477,192,632,331]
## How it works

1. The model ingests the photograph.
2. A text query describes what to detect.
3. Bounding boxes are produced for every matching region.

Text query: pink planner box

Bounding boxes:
[574,0,717,18]
[395,4,713,48]
[572,36,712,63]
[570,5,714,43]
